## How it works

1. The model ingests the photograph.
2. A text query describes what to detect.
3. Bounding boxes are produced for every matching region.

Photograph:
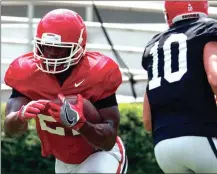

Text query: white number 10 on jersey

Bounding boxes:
[149,33,188,90]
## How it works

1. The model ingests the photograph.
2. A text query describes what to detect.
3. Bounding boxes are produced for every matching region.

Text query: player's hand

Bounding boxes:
[18,100,50,121]
[48,93,86,131]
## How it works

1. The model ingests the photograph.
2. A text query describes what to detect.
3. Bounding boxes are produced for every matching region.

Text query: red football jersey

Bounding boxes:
[5,51,122,164]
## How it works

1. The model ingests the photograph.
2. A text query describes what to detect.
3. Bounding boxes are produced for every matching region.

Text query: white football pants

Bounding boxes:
[55,137,128,173]
[154,136,217,173]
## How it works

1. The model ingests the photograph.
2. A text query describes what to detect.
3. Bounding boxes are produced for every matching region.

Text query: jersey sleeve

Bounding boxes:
[5,53,35,87]
[4,59,23,89]
[4,53,38,98]
[202,18,217,42]
[94,58,122,102]
[93,93,118,110]
[102,60,122,99]
[142,48,151,71]
[10,88,28,98]
[141,33,161,71]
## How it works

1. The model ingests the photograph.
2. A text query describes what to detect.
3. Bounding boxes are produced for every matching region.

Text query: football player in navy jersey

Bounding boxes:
[142,1,217,173]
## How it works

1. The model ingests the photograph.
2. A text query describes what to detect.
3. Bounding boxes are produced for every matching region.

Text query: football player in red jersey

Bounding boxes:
[4,9,127,173]
[142,0,217,173]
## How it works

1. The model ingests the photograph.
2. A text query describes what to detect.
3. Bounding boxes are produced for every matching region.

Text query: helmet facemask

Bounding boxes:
[33,28,86,74]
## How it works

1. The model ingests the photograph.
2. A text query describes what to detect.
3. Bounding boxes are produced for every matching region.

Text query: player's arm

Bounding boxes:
[142,47,152,132]
[4,93,30,137]
[203,41,217,95]
[4,89,48,137]
[48,93,120,150]
[79,93,120,151]
[143,92,152,133]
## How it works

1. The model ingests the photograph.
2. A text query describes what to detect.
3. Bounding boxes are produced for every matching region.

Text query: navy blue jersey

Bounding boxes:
[142,18,217,146]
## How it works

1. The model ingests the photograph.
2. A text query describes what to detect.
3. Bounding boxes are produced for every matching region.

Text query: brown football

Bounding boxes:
[53,95,102,124]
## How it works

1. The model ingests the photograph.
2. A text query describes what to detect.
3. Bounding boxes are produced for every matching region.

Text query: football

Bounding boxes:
[54,95,102,124]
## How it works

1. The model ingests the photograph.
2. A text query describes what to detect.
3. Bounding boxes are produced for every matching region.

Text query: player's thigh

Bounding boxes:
[154,138,193,173]
[77,151,119,173]
[55,158,77,173]
[78,137,127,173]
[154,136,217,173]
[191,137,217,173]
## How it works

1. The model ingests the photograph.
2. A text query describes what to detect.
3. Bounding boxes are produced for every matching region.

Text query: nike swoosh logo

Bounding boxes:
[65,106,74,125]
[74,79,85,87]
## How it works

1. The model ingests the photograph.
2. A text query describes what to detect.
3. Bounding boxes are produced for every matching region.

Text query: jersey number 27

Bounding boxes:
[149,33,188,90]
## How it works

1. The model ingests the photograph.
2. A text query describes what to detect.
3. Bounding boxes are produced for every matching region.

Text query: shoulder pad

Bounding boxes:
[4,52,37,87]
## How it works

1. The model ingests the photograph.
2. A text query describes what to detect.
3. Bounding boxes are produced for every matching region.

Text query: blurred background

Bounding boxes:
[1,1,217,173]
